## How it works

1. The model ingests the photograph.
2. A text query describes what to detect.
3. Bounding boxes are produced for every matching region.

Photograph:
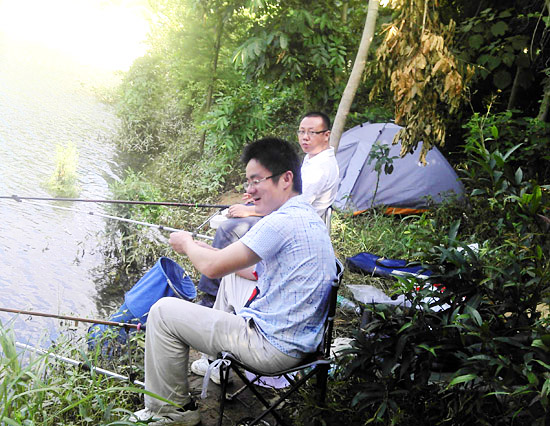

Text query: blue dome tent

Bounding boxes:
[334,122,464,214]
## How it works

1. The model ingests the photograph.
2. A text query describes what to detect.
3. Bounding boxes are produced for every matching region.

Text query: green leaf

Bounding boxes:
[514,167,523,185]
[502,143,523,161]
[502,52,515,67]
[449,373,477,386]
[465,306,483,326]
[490,21,508,36]
[398,322,413,334]
[486,55,502,71]
[253,40,262,56]
[532,359,550,370]
[471,188,487,196]
[279,33,288,50]
[417,344,437,356]
[542,379,550,398]
[498,10,513,19]
[448,219,461,242]
[468,35,484,50]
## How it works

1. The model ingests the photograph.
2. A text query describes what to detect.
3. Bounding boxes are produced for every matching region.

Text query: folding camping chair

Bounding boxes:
[323,205,333,236]
[216,259,344,426]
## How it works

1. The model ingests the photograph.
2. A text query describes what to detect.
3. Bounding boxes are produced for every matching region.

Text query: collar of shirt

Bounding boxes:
[304,146,335,164]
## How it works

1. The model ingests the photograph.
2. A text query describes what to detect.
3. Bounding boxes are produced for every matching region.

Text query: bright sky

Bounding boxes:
[0,0,150,71]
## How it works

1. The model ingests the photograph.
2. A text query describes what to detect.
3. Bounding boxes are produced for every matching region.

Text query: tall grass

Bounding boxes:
[330,209,422,291]
[0,322,148,425]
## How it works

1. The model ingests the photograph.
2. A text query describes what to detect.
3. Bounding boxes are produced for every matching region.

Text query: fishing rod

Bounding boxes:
[15,342,145,387]
[18,199,214,241]
[0,306,144,330]
[1,194,230,209]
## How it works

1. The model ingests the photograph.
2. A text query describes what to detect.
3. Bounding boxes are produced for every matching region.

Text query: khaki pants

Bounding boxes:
[144,273,299,410]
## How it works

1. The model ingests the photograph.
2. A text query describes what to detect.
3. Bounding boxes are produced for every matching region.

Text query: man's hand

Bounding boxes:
[168,231,195,254]
[227,203,256,218]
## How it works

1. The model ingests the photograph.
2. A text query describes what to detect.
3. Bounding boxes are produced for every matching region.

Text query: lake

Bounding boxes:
[0,34,123,344]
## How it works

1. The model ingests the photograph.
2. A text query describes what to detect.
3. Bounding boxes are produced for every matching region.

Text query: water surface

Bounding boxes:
[0,34,121,343]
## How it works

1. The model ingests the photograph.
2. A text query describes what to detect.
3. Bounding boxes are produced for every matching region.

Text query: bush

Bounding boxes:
[305,113,550,425]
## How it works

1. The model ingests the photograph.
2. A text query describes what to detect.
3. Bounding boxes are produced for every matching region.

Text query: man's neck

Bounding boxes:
[307,145,330,159]
[279,191,299,208]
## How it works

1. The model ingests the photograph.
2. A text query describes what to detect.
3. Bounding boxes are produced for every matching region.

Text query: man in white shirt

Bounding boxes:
[197,111,339,307]
[298,111,339,219]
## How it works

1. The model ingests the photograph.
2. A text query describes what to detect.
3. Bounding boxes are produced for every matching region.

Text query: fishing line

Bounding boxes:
[15,342,145,387]
[0,194,230,209]
[18,199,214,241]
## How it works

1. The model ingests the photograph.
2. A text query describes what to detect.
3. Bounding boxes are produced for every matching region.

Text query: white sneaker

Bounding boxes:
[130,402,200,425]
[191,356,231,385]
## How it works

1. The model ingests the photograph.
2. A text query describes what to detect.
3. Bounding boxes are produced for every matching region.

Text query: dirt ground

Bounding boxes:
[188,348,282,426]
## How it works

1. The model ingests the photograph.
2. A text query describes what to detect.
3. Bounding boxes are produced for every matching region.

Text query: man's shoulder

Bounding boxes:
[279,195,317,213]
[256,196,319,227]
[303,147,335,163]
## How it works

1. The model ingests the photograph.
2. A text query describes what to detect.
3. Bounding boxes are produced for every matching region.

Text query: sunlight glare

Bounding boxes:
[0,0,150,71]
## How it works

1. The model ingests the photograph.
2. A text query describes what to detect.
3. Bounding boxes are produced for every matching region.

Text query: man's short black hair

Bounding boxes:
[242,137,302,193]
[301,111,331,130]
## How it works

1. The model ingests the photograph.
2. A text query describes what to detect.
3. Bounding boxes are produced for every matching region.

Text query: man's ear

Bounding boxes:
[282,171,294,189]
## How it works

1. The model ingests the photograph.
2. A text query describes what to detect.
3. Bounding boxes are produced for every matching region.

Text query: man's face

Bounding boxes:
[245,159,290,216]
[298,116,330,157]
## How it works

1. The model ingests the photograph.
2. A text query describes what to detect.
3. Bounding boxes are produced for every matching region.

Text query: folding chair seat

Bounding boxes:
[216,259,344,426]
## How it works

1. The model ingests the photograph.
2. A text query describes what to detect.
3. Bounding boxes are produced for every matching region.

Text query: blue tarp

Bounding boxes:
[346,252,431,280]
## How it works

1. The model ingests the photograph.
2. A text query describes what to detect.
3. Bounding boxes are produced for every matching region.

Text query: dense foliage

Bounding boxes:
[303,112,550,426]
[107,1,549,425]
[3,1,547,425]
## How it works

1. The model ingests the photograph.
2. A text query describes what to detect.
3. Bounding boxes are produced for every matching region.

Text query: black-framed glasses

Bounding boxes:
[297,129,329,137]
[243,172,284,191]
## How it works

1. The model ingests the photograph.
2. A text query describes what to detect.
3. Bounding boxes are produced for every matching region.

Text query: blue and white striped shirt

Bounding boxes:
[239,195,336,358]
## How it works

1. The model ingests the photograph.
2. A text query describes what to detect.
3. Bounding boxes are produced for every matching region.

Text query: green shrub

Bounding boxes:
[308,112,550,425]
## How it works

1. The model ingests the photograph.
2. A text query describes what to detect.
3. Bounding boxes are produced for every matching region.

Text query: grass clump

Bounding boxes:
[0,321,149,425]
[42,142,80,198]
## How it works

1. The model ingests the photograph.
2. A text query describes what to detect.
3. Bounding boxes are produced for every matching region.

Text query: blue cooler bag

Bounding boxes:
[88,257,196,347]
[124,256,196,323]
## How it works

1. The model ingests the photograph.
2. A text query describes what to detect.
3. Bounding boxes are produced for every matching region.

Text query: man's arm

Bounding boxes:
[169,231,260,278]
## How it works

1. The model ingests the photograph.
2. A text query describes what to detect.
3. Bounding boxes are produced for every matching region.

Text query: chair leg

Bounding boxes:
[230,366,288,426]
[218,363,231,426]
[315,364,329,407]
[247,366,326,426]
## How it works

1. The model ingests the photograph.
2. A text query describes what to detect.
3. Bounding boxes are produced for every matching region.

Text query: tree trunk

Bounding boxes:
[507,66,522,110]
[199,15,225,155]
[330,0,380,152]
[538,0,550,122]
[539,84,550,122]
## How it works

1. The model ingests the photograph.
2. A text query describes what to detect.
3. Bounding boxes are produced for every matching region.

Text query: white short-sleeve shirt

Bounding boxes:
[301,147,339,216]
